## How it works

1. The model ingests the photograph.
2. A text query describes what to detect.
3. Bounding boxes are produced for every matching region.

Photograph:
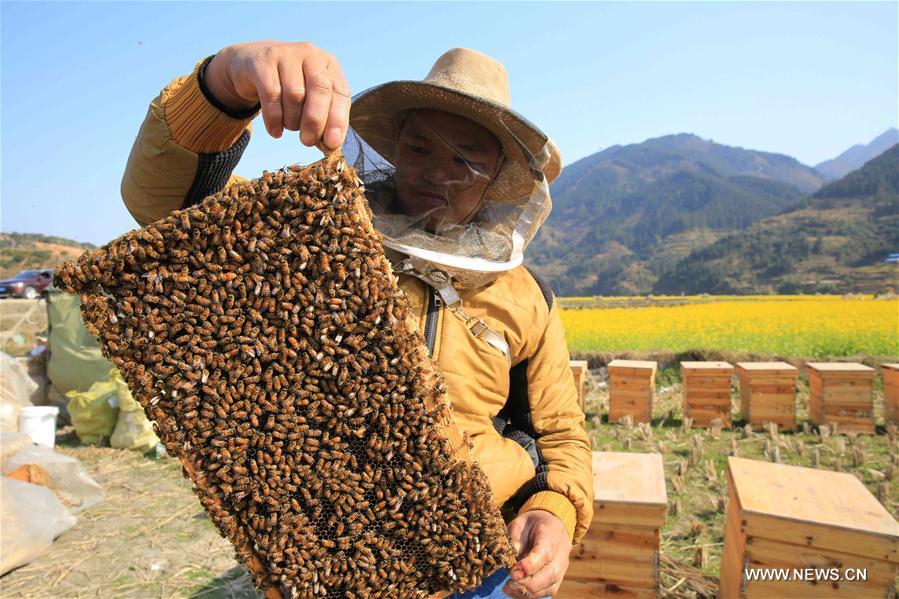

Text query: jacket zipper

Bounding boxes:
[424,286,439,356]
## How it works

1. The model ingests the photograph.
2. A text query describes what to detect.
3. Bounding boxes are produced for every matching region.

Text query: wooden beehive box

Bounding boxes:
[560,452,667,598]
[883,363,899,425]
[719,457,899,598]
[807,362,876,434]
[682,361,734,427]
[570,360,589,412]
[608,360,656,424]
[736,362,798,431]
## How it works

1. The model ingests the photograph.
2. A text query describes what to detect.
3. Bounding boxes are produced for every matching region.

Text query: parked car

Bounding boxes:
[0,269,53,299]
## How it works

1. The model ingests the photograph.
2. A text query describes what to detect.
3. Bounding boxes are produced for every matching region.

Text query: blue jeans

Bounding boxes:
[448,568,551,599]
[449,568,512,599]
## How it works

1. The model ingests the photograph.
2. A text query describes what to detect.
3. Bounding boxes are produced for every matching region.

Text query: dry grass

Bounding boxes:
[0,298,47,357]
[1,431,260,599]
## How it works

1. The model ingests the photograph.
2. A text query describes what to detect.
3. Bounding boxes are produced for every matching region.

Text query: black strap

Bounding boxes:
[499,360,536,438]
[524,266,553,311]
[495,267,560,510]
[497,358,552,512]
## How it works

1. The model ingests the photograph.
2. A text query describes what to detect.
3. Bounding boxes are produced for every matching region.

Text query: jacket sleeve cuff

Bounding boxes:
[519,490,578,541]
[163,57,258,153]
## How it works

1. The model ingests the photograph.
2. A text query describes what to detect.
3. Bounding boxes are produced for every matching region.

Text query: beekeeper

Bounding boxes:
[122,41,592,599]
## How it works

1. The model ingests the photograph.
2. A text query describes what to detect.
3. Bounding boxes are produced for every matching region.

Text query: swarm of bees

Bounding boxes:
[54,153,516,598]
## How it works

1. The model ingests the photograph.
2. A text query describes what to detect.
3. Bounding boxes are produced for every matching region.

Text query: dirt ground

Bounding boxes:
[1,372,897,598]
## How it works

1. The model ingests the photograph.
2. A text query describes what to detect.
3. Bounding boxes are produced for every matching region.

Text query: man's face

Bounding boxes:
[393,109,502,231]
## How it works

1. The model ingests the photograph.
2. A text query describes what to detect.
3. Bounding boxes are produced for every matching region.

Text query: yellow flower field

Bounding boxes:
[559,295,898,357]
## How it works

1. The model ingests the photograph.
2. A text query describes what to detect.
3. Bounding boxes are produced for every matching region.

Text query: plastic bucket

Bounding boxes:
[18,406,59,448]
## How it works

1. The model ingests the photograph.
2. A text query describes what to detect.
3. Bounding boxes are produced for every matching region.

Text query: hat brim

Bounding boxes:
[349,81,561,203]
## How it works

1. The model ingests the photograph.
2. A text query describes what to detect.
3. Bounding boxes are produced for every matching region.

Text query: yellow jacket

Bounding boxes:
[121,58,594,543]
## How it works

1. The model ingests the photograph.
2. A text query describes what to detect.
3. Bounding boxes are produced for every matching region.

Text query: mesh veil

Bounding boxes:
[342,111,553,290]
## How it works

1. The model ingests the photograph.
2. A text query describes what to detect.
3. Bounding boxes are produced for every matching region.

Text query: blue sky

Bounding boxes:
[1,1,896,245]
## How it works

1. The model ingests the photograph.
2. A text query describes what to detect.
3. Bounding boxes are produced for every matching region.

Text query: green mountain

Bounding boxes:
[815,128,898,181]
[0,232,95,279]
[527,134,827,295]
[653,144,899,294]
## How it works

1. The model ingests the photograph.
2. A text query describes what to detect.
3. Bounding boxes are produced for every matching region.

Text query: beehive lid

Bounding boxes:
[681,361,733,372]
[569,360,589,368]
[807,362,875,374]
[882,363,899,372]
[608,360,657,375]
[592,452,667,527]
[736,361,797,374]
[727,457,899,562]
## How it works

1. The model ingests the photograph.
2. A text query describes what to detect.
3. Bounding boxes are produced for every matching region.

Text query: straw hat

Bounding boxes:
[349,48,562,203]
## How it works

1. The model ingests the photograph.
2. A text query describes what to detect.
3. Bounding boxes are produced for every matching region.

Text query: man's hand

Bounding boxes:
[205,41,351,150]
[503,509,571,598]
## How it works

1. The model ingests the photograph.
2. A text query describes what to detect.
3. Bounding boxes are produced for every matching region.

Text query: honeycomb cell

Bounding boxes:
[54,154,516,598]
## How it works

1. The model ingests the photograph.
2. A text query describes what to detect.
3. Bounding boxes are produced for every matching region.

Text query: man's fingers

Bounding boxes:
[517,560,561,597]
[505,511,571,597]
[299,55,332,147]
[278,59,305,133]
[505,557,564,598]
[514,536,554,579]
[223,42,349,147]
[502,581,535,599]
[250,64,284,138]
[506,517,529,559]
[322,61,351,150]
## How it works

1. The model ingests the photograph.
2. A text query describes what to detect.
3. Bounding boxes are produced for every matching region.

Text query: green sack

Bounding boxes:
[66,380,118,445]
[108,368,158,451]
[47,290,114,395]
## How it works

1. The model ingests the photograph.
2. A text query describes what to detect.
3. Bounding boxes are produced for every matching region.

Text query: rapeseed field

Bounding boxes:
[559,295,898,357]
